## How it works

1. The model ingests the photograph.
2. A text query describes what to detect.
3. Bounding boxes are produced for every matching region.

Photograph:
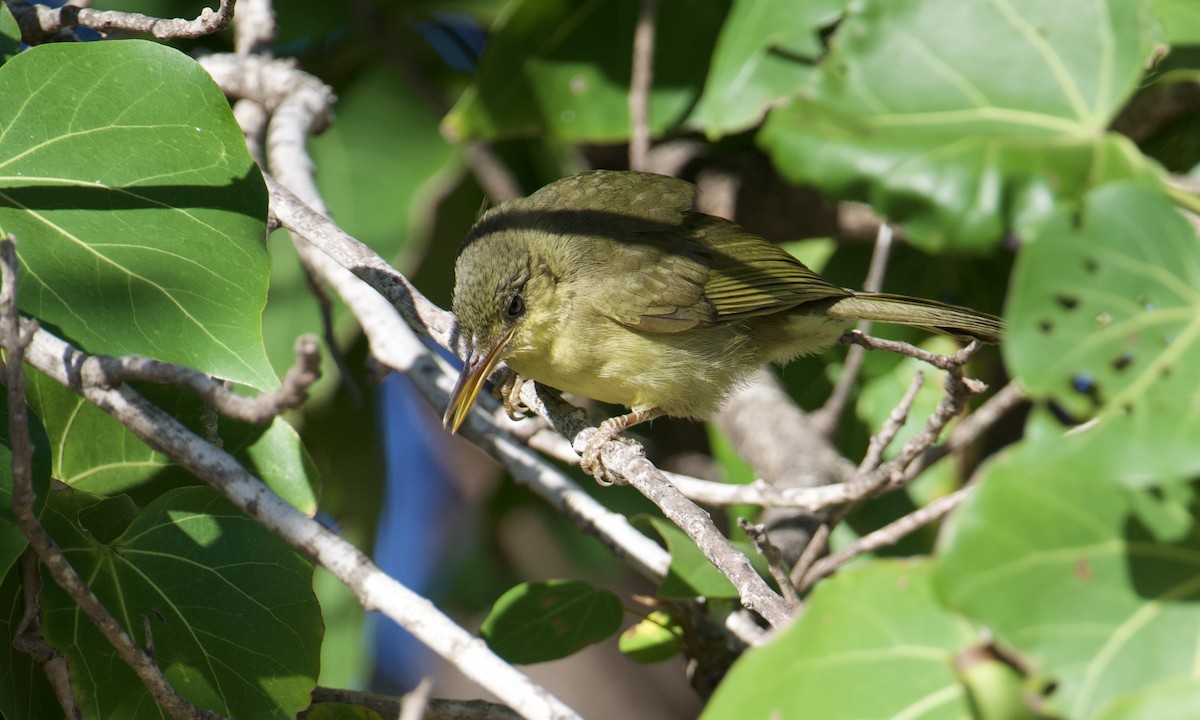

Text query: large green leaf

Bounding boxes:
[480,579,622,664]
[935,440,1200,719]
[444,0,729,142]
[704,559,976,719]
[0,40,275,389]
[25,369,320,513]
[1005,182,1200,483]
[760,0,1164,250]
[40,485,322,719]
[688,0,845,138]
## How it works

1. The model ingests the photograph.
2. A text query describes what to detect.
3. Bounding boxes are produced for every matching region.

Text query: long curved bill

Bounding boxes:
[443,327,516,433]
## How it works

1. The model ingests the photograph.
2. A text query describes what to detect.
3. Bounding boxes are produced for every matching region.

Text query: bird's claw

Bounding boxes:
[494,372,531,421]
[575,420,639,486]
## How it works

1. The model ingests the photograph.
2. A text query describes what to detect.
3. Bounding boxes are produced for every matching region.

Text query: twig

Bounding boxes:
[2,238,222,720]
[858,370,924,473]
[899,380,1024,483]
[812,222,894,436]
[233,0,275,56]
[628,0,658,171]
[9,0,235,42]
[799,486,974,590]
[738,519,801,608]
[12,548,78,718]
[76,336,320,424]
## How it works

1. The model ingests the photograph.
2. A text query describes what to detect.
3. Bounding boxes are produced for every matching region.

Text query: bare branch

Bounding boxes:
[2,238,221,720]
[77,336,320,424]
[664,473,853,510]
[232,0,275,55]
[738,519,801,608]
[800,486,974,590]
[858,370,924,473]
[9,0,235,42]
[628,0,658,170]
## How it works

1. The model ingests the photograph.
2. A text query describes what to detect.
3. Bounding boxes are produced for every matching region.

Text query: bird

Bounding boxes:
[443,170,1002,480]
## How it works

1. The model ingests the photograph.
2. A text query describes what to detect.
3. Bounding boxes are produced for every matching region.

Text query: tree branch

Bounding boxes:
[8,0,235,42]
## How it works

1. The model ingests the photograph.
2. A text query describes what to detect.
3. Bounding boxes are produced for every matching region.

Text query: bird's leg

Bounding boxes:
[493,370,532,421]
[579,408,664,485]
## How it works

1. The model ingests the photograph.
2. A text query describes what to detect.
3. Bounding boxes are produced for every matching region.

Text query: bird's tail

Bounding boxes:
[824,293,1003,344]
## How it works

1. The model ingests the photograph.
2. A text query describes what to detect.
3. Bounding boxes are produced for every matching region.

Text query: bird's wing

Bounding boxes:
[601,214,851,333]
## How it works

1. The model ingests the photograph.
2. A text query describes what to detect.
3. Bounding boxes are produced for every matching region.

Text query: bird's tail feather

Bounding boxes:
[824,293,1003,344]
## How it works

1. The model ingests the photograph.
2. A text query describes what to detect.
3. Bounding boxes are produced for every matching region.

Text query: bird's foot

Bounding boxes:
[574,408,664,486]
[493,371,531,421]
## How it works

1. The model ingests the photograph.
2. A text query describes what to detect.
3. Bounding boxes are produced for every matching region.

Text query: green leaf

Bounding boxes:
[618,609,684,663]
[638,515,736,598]
[759,0,1165,250]
[935,439,1200,719]
[0,40,275,389]
[480,579,623,664]
[1005,182,1200,483]
[40,485,322,719]
[1096,677,1200,720]
[1153,0,1200,44]
[26,370,320,513]
[689,0,844,137]
[444,0,730,142]
[0,3,19,64]
[704,559,975,719]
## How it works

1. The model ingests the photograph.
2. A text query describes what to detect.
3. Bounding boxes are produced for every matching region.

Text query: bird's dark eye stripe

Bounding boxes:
[506,293,525,318]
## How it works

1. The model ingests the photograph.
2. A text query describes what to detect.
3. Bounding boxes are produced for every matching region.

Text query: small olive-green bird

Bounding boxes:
[444,170,1001,474]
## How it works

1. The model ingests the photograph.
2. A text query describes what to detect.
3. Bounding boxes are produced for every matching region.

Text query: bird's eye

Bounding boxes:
[506,292,525,319]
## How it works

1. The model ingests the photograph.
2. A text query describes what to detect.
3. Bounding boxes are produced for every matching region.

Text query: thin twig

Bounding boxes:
[800,486,974,590]
[2,238,222,720]
[738,519,801,608]
[858,370,924,473]
[77,336,320,424]
[9,0,235,42]
[628,0,658,171]
[12,548,78,718]
[232,0,275,56]
[900,380,1024,483]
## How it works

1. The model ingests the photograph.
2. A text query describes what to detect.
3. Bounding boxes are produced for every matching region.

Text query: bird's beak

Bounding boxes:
[443,327,516,433]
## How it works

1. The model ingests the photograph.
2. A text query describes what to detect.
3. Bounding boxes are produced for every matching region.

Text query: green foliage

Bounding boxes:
[704,560,976,719]
[0,41,276,390]
[759,0,1164,250]
[35,485,321,719]
[1006,183,1200,483]
[936,440,1200,719]
[480,579,623,664]
[444,0,730,142]
[618,609,684,664]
